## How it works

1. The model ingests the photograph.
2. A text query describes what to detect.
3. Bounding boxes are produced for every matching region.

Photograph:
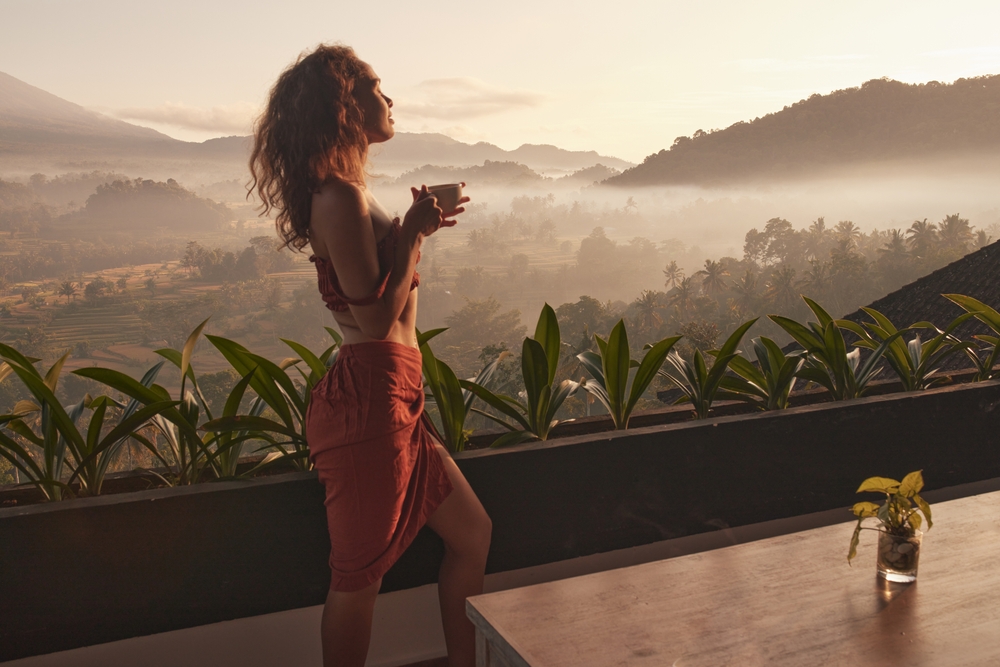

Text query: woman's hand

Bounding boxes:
[402,185,444,239]
[436,181,471,223]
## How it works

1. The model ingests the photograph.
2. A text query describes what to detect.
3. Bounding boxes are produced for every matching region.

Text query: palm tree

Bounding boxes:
[976,229,992,249]
[633,290,663,333]
[667,277,696,318]
[695,259,729,295]
[834,221,863,250]
[766,266,798,313]
[624,197,638,215]
[804,217,830,260]
[58,280,77,303]
[937,214,974,257]
[906,218,938,260]
[728,270,761,318]
[878,229,908,259]
[662,260,684,290]
[801,260,831,301]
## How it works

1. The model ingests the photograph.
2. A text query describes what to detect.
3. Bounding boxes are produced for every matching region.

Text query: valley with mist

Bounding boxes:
[3,68,1000,436]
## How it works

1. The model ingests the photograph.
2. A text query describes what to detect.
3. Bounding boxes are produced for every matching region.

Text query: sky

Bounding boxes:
[3,0,1000,162]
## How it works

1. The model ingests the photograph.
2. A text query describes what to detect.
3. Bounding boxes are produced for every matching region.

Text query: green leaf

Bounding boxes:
[417,327,448,347]
[180,317,211,382]
[43,351,71,394]
[944,294,1000,335]
[460,381,530,431]
[281,338,327,382]
[201,415,301,440]
[324,326,344,347]
[489,430,538,449]
[898,470,924,497]
[803,296,834,328]
[718,318,757,358]
[533,303,561,386]
[852,501,880,517]
[0,344,43,379]
[914,493,933,529]
[576,351,606,390]
[522,338,551,431]
[603,320,631,427]
[768,315,823,353]
[625,335,682,424]
[857,476,900,494]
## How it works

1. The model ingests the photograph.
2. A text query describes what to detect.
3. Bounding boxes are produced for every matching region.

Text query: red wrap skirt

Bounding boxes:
[306,341,454,592]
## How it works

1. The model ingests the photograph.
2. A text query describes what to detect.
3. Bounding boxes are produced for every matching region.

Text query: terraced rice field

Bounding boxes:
[45,306,146,347]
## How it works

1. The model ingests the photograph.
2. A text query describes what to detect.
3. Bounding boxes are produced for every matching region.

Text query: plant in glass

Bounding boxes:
[836,307,972,391]
[723,335,805,411]
[462,304,581,446]
[574,319,681,429]
[847,470,932,583]
[657,319,756,419]
[1,346,176,499]
[417,328,505,453]
[770,297,903,400]
[944,294,1000,381]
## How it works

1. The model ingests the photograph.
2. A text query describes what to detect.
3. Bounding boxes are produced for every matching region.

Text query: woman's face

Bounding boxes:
[355,63,394,144]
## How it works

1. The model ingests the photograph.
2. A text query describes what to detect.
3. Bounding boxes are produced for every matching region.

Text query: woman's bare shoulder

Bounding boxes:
[313,180,368,219]
[311,181,371,252]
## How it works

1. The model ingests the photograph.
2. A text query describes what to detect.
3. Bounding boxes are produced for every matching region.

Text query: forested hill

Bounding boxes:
[607,75,1000,186]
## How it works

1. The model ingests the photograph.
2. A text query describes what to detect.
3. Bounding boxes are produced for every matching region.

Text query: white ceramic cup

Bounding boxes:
[426,183,463,215]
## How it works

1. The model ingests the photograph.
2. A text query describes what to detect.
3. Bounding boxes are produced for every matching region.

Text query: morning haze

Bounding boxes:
[2,3,1000,423]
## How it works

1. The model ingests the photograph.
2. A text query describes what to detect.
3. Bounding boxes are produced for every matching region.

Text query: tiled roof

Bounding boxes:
[839,241,1000,371]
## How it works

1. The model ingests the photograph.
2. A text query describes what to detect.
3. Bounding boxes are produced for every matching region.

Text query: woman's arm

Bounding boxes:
[311,182,442,340]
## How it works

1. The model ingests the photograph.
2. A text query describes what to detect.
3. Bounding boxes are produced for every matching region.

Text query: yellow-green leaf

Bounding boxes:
[43,351,70,393]
[914,494,933,530]
[852,501,880,518]
[180,317,211,381]
[0,362,12,384]
[898,470,924,497]
[908,511,922,531]
[12,400,40,416]
[857,476,900,494]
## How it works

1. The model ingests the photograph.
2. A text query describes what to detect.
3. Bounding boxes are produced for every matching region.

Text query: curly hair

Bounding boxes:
[249,44,371,250]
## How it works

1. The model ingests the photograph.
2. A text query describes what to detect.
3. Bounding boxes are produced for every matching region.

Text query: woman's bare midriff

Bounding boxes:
[331,293,419,348]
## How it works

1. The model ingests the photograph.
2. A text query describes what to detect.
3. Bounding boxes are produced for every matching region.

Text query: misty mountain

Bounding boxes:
[608,75,1000,187]
[0,71,631,177]
[370,133,633,174]
[384,160,548,188]
[0,70,173,150]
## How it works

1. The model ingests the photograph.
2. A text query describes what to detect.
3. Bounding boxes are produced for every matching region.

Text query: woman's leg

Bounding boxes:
[321,577,382,667]
[425,445,493,667]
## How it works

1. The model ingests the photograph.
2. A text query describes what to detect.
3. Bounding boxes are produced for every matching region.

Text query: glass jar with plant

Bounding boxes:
[847,470,933,583]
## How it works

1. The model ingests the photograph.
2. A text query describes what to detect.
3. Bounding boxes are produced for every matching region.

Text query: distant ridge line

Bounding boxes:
[606,75,1000,187]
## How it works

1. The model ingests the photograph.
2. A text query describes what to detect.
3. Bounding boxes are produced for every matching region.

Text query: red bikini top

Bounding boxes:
[310,218,420,313]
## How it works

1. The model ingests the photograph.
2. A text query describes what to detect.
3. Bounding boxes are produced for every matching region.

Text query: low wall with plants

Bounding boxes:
[4,294,1000,659]
[3,293,999,502]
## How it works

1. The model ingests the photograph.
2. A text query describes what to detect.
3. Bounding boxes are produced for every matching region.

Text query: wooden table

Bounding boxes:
[467,491,1000,666]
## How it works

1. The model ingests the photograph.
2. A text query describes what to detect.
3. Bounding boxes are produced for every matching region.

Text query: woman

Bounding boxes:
[249,44,492,667]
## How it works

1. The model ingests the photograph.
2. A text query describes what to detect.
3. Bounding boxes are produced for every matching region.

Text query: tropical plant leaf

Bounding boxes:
[489,430,538,449]
[898,469,924,497]
[533,304,561,386]
[180,317,211,383]
[857,476,900,494]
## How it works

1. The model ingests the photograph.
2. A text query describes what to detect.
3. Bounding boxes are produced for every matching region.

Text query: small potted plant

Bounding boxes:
[847,470,933,582]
